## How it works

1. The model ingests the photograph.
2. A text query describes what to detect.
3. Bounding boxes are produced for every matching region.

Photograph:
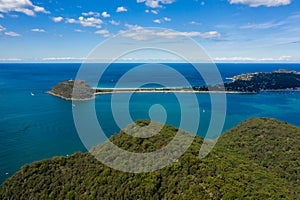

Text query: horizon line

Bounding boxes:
[1,61,300,64]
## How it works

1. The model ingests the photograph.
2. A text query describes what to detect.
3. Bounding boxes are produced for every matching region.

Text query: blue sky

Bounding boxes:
[0,0,300,62]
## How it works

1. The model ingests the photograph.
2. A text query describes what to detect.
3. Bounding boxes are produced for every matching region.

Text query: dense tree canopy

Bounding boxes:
[1,118,299,199]
[193,69,300,93]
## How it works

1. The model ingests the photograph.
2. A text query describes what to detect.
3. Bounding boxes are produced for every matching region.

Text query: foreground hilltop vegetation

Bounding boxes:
[47,80,95,100]
[1,118,299,199]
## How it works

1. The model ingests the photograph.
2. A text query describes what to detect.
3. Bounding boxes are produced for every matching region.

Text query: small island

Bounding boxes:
[47,80,95,100]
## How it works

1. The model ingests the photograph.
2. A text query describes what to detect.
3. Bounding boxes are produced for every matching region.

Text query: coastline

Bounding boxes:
[260,88,300,92]
[94,88,300,95]
[47,68,300,100]
[94,88,253,95]
[47,88,300,101]
[95,90,251,95]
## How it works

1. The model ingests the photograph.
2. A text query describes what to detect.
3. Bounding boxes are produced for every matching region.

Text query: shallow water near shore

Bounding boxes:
[0,63,300,183]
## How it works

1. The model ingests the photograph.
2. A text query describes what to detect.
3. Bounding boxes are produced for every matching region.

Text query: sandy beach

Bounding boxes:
[94,88,252,95]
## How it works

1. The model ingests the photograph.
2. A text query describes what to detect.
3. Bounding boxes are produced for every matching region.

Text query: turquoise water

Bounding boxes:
[0,63,300,183]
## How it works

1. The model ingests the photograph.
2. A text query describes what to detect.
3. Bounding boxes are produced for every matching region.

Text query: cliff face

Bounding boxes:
[1,118,300,199]
[48,80,95,100]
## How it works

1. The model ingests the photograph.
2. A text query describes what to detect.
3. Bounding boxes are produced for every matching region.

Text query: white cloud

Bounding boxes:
[163,17,171,22]
[137,0,176,8]
[41,57,116,62]
[42,57,85,61]
[74,29,85,33]
[41,57,118,62]
[52,16,63,22]
[94,29,110,37]
[0,0,50,16]
[33,5,49,13]
[109,20,120,26]
[13,7,34,16]
[153,17,171,24]
[0,25,5,31]
[189,21,202,25]
[145,9,159,14]
[229,0,291,7]
[200,1,205,6]
[190,31,221,38]
[116,6,127,12]
[122,24,221,40]
[82,11,100,17]
[0,25,22,37]
[214,56,293,62]
[207,31,222,38]
[66,18,76,23]
[0,58,22,61]
[240,21,285,29]
[66,16,103,28]
[101,11,110,18]
[0,13,3,18]
[151,10,159,14]
[153,19,161,23]
[5,31,21,37]
[31,28,45,32]
[124,24,142,29]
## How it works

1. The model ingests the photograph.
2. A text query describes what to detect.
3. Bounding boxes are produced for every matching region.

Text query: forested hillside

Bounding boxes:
[1,118,299,199]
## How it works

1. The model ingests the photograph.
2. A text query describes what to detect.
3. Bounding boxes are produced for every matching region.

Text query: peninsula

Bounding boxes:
[48,69,300,100]
[94,68,300,94]
[193,68,300,93]
[226,68,300,92]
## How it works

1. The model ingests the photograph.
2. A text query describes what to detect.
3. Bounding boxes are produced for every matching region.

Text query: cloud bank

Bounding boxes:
[116,6,127,12]
[0,0,49,16]
[137,0,176,8]
[229,0,291,7]
[66,16,103,28]
[214,55,293,62]
[121,25,221,40]
[5,31,21,37]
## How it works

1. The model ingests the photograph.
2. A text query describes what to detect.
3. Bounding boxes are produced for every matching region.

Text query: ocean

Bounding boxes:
[0,63,300,183]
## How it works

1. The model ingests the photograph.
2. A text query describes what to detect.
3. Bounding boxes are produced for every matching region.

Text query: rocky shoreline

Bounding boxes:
[47,91,95,101]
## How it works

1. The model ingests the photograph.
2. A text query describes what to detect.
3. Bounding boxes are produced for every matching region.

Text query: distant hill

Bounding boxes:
[194,69,300,93]
[1,118,299,199]
[47,80,95,100]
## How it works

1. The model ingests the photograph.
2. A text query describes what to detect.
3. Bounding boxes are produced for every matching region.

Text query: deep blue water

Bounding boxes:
[0,63,300,183]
